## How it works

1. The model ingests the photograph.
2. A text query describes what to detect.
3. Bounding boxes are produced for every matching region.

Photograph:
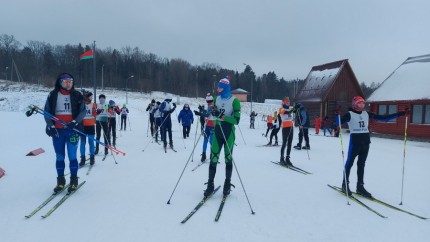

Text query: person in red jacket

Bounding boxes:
[314,115,321,135]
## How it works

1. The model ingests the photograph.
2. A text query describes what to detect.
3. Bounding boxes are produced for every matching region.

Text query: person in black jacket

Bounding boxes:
[340,96,408,197]
[44,73,86,193]
[293,103,310,150]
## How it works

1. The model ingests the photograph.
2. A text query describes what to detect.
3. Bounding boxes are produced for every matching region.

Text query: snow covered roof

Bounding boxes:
[231,88,249,94]
[367,54,430,102]
[295,60,345,102]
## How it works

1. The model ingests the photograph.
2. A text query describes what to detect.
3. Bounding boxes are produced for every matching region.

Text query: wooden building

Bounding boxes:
[231,88,249,102]
[367,54,430,139]
[294,59,364,127]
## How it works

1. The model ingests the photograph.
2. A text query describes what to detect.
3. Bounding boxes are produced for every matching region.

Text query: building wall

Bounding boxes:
[233,93,248,102]
[369,100,430,139]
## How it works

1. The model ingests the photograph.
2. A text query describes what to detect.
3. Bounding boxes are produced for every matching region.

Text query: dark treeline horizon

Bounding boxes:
[0,34,377,101]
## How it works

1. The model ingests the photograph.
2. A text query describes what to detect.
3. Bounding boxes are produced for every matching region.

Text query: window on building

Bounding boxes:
[412,104,430,124]
[378,104,397,122]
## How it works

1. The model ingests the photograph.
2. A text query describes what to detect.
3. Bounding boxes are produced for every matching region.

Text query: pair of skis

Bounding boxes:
[164,146,177,153]
[25,181,86,219]
[271,161,312,175]
[181,186,229,223]
[328,184,427,220]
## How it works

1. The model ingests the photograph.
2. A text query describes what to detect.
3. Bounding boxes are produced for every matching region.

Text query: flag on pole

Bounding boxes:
[80,50,94,60]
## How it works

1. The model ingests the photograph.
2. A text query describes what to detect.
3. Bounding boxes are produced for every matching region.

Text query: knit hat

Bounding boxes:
[205,93,214,103]
[99,94,106,99]
[109,100,115,107]
[352,96,365,111]
[56,73,74,91]
[151,99,155,103]
[166,94,173,102]
[217,78,231,99]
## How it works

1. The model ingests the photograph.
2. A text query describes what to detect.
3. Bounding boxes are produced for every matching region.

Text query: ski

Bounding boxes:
[328,184,386,218]
[191,161,206,172]
[181,185,221,224]
[351,191,428,220]
[215,195,228,222]
[25,184,70,218]
[41,181,86,219]
[170,147,177,152]
[270,161,311,175]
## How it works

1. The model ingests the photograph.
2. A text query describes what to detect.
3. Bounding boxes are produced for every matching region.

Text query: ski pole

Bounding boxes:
[218,122,255,215]
[399,115,409,205]
[167,127,205,204]
[128,115,132,131]
[338,115,350,205]
[237,125,247,145]
[97,120,118,164]
[191,120,199,162]
[27,105,125,156]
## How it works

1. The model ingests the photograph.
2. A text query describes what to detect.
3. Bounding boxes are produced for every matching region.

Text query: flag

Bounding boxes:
[80,50,94,60]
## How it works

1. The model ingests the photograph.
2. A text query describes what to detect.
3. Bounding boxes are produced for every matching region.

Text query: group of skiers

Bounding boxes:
[42,72,409,202]
[43,73,130,193]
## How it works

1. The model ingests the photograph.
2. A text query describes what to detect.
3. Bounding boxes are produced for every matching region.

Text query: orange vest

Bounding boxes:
[279,107,294,128]
[267,115,273,123]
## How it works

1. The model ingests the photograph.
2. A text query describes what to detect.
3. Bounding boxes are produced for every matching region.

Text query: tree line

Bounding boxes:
[0,34,377,101]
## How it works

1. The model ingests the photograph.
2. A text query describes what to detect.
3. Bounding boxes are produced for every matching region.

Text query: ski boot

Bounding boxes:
[341,181,352,196]
[273,141,279,146]
[285,156,293,166]
[266,141,272,146]
[79,156,86,167]
[68,176,79,193]
[356,184,372,198]
[201,153,206,162]
[169,143,174,149]
[89,155,95,166]
[223,179,235,196]
[53,176,66,193]
[293,144,302,150]
[302,145,310,150]
[204,181,214,197]
[94,147,99,155]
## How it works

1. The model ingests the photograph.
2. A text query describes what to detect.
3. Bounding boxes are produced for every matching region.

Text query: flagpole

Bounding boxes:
[93,41,97,103]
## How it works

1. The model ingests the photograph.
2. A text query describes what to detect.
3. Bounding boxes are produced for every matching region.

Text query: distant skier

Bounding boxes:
[293,103,310,150]
[120,104,129,131]
[204,78,241,197]
[178,103,194,139]
[250,111,257,129]
[194,94,215,162]
[314,115,321,135]
[95,94,109,155]
[107,100,120,147]
[267,111,280,146]
[340,96,408,197]
[152,101,162,143]
[44,73,85,193]
[146,99,157,136]
[79,91,97,167]
[159,95,177,149]
[265,114,273,137]
[194,104,206,133]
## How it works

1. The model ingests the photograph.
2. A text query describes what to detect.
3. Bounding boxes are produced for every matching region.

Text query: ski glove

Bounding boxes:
[46,125,58,137]
[211,108,225,118]
[66,120,78,130]
[172,103,177,108]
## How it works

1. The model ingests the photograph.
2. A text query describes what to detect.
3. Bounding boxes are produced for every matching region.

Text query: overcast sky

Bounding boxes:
[1,0,429,85]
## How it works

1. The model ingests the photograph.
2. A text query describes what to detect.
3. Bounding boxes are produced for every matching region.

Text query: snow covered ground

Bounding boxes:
[0,80,429,242]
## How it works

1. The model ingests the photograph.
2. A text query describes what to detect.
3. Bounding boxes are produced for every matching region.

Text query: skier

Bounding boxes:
[265,114,273,137]
[44,73,85,193]
[79,91,97,167]
[146,99,157,136]
[95,94,109,155]
[293,103,310,150]
[204,77,241,197]
[177,103,194,139]
[120,104,129,131]
[107,100,121,147]
[194,94,215,162]
[322,116,332,136]
[314,115,321,135]
[278,97,295,166]
[340,96,408,197]
[267,111,280,146]
[159,95,177,149]
[250,111,257,129]
[152,101,162,143]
